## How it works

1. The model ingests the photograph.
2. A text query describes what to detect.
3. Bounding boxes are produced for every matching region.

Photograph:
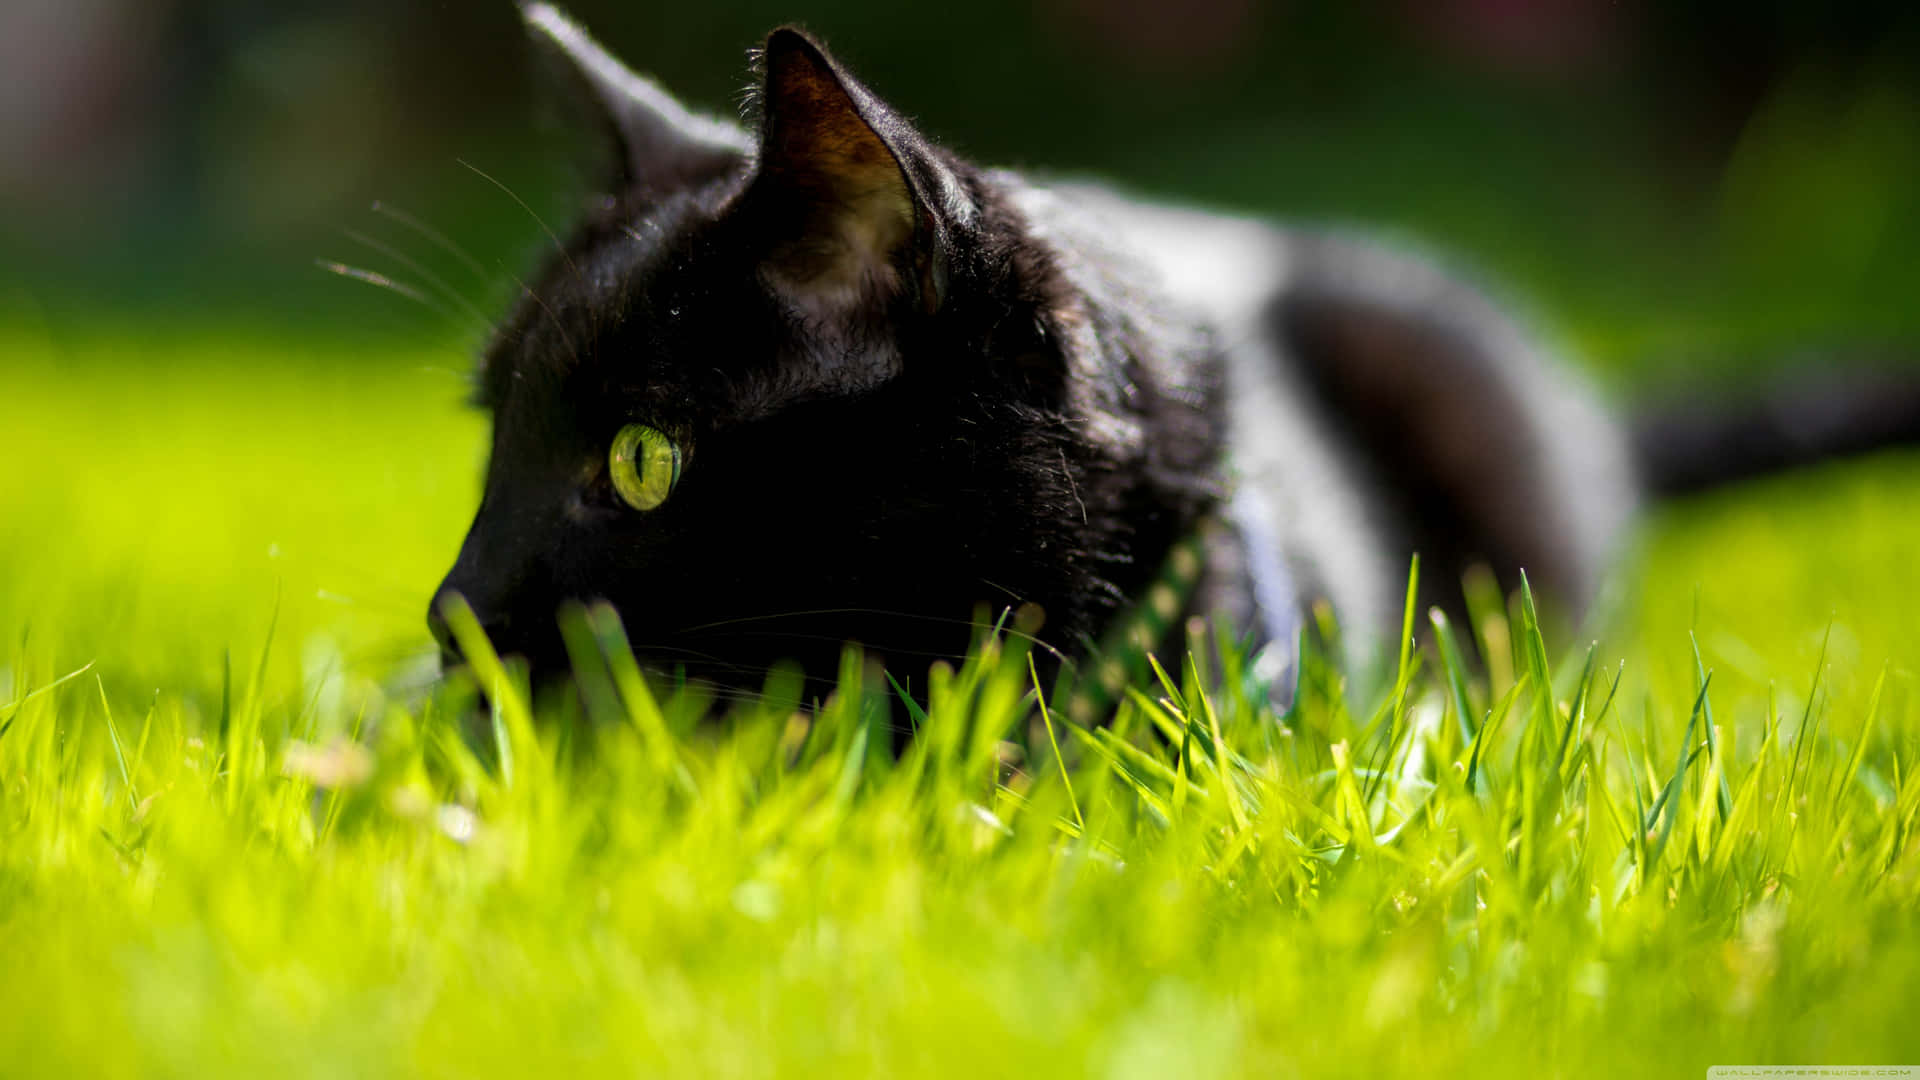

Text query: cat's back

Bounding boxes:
[1000,174,1640,648]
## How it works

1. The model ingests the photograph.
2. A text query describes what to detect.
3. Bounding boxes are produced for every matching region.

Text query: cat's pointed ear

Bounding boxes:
[752,27,971,314]
[521,3,750,193]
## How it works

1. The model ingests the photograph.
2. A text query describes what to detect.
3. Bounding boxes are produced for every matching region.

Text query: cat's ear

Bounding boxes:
[521,3,750,194]
[750,28,970,315]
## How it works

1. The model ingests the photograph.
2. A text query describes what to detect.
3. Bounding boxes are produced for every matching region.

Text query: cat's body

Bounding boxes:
[430,6,1919,705]
[996,181,1636,654]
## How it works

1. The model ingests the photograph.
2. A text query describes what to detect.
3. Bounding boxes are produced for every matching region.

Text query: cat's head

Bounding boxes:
[430,5,1209,697]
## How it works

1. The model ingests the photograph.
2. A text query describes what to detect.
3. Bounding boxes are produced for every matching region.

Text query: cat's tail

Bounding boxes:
[1630,354,1920,496]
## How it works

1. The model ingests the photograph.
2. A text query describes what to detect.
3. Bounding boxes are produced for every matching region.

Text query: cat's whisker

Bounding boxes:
[372,200,491,283]
[504,269,579,361]
[687,628,977,668]
[693,685,785,709]
[627,644,774,677]
[976,578,1032,605]
[642,667,841,714]
[456,157,584,289]
[315,259,441,311]
[687,680,918,737]
[345,228,492,330]
[674,607,1076,670]
[605,641,829,694]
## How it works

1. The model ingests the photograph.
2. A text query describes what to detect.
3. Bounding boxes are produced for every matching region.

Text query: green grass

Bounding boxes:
[4,327,1919,1077]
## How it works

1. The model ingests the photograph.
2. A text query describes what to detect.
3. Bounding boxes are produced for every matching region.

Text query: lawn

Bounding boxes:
[3,323,1918,1077]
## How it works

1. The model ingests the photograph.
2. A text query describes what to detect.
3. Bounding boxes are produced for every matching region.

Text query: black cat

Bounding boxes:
[430,4,1920,707]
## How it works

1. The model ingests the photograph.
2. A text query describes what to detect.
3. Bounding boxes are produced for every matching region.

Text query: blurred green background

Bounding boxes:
[4,0,1918,365]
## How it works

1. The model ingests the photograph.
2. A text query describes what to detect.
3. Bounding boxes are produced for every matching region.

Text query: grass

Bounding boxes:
[3,326,1919,1077]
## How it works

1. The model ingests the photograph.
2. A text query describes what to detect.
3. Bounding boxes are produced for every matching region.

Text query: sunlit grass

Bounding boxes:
[3,329,1918,1076]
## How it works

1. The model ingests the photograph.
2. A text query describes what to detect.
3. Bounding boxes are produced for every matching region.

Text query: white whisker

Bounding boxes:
[345,228,491,328]
[457,157,583,288]
[505,269,580,360]
[314,259,434,307]
[674,606,1076,670]
[372,200,490,281]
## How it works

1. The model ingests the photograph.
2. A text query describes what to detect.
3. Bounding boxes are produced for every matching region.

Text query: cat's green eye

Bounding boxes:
[608,424,683,511]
